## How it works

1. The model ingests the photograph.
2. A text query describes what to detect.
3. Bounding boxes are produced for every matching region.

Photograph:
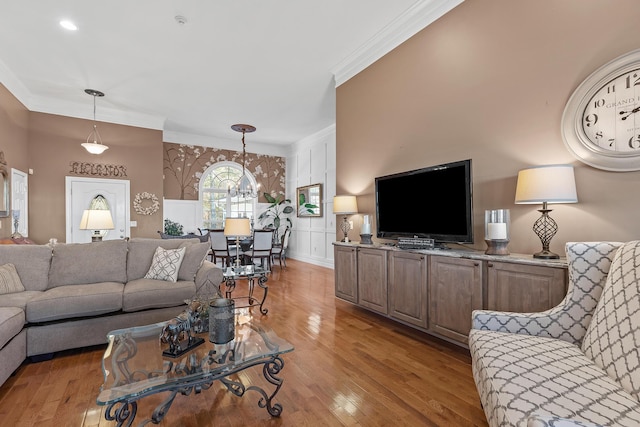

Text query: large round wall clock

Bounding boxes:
[561,48,640,171]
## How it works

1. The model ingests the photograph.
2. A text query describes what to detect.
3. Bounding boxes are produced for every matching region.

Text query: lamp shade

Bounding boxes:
[79,209,114,230]
[514,165,578,204]
[224,217,251,237]
[333,195,358,214]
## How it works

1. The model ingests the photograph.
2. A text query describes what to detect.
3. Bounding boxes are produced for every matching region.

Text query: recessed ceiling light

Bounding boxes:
[60,20,78,31]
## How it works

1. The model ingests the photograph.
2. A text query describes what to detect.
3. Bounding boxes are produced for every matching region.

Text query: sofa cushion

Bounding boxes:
[0,245,51,291]
[144,246,186,282]
[581,240,640,401]
[123,278,195,312]
[26,282,124,323]
[470,329,640,427]
[127,237,200,281]
[49,240,128,288]
[177,241,210,281]
[0,307,25,349]
[0,263,25,294]
[0,291,43,310]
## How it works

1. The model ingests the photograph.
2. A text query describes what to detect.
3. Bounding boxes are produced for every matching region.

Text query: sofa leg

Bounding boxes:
[30,353,54,363]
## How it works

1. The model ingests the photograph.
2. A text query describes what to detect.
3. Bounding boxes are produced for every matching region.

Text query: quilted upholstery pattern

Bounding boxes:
[469,329,640,427]
[472,242,622,345]
[582,240,640,401]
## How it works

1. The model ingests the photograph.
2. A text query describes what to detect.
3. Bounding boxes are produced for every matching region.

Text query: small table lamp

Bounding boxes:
[333,195,358,242]
[515,164,578,259]
[224,217,251,268]
[79,209,115,242]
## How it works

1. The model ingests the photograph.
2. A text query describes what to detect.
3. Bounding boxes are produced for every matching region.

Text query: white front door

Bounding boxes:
[65,177,130,243]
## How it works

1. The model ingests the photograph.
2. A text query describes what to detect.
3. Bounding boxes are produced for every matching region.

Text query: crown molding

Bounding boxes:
[331,0,464,87]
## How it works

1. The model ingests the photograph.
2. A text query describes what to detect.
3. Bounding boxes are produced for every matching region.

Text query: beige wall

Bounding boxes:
[27,112,163,243]
[336,0,640,255]
[0,84,29,237]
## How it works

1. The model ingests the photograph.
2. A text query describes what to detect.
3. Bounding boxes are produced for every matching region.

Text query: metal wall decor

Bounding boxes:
[69,161,128,177]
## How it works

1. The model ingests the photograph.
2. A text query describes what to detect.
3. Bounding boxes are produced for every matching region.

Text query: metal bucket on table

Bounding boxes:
[208,298,235,344]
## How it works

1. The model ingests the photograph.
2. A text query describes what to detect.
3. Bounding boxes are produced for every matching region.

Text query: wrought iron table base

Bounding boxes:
[222,274,269,315]
[104,354,286,426]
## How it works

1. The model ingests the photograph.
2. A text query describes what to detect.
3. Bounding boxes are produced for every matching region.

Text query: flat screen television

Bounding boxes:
[375,159,473,244]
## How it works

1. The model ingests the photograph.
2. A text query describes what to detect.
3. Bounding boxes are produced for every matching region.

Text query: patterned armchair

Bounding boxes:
[469,241,640,427]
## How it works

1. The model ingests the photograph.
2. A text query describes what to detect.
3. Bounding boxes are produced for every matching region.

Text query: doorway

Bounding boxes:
[65,177,130,243]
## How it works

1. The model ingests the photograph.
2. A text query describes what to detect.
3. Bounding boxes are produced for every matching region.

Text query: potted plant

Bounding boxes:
[258,193,294,243]
[164,219,184,236]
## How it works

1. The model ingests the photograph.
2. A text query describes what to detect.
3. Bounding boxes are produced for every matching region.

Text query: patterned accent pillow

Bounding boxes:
[144,246,186,282]
[581,240,640,400]
[0,263,26,294]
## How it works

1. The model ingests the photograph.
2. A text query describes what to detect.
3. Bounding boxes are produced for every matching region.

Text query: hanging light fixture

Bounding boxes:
[81,89,109,154]
[229,124,260,198]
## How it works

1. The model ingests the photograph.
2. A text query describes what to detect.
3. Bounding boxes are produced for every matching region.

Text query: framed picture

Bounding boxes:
[297,183,322,217]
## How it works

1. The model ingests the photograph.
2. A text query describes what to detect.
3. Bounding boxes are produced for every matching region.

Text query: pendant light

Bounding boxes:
[228,124,259,198]
[81,89,109,154]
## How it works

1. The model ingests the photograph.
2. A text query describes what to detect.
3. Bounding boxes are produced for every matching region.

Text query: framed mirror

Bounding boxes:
[0,152,9,218]
[297,183,322,217]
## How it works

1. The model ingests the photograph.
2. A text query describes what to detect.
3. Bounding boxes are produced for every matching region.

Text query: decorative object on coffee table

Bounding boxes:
[515,165,578,259]
[333,195,358,242]
[209,298,235,344]
[484,209,510,255]
[159,304,205,357]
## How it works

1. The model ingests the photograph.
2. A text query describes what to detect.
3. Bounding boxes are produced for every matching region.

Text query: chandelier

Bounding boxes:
[229,124,259,198]
[81,89,109,154]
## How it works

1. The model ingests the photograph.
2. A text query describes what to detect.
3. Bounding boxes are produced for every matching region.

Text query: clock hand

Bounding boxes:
[619,105,640,120]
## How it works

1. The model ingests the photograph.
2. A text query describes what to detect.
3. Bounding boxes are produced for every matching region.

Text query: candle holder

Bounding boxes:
[484,209,510,255]
[360,234,373,245]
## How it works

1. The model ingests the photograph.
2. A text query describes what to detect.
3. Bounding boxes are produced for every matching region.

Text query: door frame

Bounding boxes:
[65,176,131,243]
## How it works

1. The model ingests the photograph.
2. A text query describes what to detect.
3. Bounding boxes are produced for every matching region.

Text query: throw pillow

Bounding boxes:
[178,241,211,281]
[0,263,26,294]
[144,246,186,282]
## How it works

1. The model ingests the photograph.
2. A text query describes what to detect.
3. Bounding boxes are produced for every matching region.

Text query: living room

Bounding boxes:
[2,1,640,425]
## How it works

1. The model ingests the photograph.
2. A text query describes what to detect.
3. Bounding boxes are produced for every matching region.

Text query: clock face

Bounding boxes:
[562,49,640,171]
[581,67,640,153]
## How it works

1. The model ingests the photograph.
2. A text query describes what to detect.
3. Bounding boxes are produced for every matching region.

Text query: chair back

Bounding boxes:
[209,230,228,251]
[281,227,291,249]
[252,230,274,254]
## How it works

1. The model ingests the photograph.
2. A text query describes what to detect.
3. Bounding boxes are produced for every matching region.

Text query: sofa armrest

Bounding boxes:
[194,261,223,298]
[527,414,604,427]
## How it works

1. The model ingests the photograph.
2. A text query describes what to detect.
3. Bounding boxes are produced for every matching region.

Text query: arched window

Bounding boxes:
[200,162,257,229]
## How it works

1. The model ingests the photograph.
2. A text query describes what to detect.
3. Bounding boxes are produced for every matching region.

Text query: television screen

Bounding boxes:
[375,159,473,244]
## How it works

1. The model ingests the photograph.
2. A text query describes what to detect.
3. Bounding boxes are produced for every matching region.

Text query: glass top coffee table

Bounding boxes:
[222,265,270,314]
[96,316,294,426]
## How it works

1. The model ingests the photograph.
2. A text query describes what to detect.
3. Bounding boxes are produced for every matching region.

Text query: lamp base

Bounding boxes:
[484,239,509,255]
[91,235,103,242]
[533,249,560,259]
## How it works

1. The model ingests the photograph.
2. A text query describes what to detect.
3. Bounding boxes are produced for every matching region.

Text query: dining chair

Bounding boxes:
[245,229,274,270]
[209,229,234,267]
[271,226,291,269]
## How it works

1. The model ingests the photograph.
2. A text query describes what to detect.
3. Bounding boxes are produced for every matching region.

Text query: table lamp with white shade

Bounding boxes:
[333,195,358,242]
[224,217,251,268]
[79,209,114,242]
[515,164,578,259]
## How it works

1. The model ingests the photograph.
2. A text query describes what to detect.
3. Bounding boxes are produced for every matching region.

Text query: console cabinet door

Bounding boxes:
[429,256,483,344]
[388,251,428,329]
[357,247,388,314]
[487,262,567,312]
[334,245,358,303]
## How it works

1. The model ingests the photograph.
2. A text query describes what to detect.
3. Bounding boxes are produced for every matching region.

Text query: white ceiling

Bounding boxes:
[0,1,461,149]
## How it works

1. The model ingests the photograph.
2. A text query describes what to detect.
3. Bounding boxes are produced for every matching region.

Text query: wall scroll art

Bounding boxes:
[133,192,160,216]
[69,161,128,177]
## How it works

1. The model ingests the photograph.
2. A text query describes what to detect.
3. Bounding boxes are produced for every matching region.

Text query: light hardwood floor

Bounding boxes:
[0,259,489,426]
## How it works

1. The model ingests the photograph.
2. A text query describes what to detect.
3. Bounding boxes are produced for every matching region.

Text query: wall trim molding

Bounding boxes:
[331,0,464,87]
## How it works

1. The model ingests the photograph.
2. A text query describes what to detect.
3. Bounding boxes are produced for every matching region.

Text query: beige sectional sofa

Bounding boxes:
[0,237,223,388]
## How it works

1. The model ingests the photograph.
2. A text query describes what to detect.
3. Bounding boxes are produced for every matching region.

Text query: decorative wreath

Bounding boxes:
[133,192,160,216]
